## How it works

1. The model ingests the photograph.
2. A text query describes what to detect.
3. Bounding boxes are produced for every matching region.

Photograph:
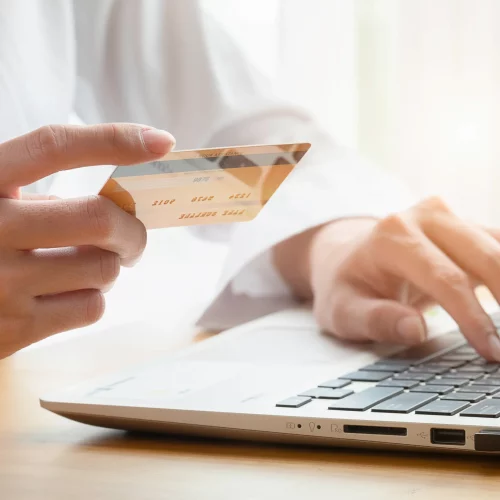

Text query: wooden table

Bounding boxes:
[1,320,500,500]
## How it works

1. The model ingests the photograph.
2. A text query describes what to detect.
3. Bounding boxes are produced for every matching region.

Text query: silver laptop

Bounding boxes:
[41,308,500,455]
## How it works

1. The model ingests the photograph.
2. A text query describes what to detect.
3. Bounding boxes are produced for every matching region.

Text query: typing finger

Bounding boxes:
[327,283,427,345]
[423,214,500,306]
[372,217,499,361]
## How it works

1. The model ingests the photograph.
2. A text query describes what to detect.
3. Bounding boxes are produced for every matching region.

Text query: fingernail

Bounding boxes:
[141,128,176,155]
[396,316,427,344]
[488,333,500,362]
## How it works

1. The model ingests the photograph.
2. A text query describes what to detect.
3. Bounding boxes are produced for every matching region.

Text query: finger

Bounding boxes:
[19,247,120,296]
[0,124,175,196]
[0,196,147,265]
[482,224,500,238]
[30,289,105,344]
[423,215,500,305]
[373,219,499,361]
[328,285,427,345]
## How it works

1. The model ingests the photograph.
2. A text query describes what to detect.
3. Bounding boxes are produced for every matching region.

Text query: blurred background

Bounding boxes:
[35,0,500,347]
[205,0,500,225]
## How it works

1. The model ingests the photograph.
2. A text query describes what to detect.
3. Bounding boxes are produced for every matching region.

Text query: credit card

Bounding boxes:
[98,143,311,229]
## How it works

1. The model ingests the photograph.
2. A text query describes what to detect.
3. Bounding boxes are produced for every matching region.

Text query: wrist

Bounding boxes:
[273,217,378,300]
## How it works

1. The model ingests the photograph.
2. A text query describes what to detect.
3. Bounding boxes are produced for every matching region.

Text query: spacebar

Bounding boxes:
[328,387,404,411]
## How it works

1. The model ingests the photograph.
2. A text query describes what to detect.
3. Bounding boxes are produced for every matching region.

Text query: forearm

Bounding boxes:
[273,218,379,300]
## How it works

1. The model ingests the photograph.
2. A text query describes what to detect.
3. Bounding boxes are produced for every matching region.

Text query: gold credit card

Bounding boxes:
[98,143,311,229]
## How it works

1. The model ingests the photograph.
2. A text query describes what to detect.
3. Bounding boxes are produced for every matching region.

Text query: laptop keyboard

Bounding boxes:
[276,341,500,418]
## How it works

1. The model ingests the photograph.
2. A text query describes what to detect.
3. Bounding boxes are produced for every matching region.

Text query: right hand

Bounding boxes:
[0,123,175,359]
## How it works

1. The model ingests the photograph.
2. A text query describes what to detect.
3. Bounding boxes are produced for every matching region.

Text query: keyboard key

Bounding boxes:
[372,393,437,414]
[339,370,391,382]
[483,365,500,373]
[461,384,500,395]
[453,346,477,355]
[469,380,500,387]
[394,372,435,382]
[455,388,487,395]
[390,337,464,363]
[456,365,498,374]
[374,359,413,369]
[410,385,454,394]
[328,387,403,412]
[317,379,351,389]
[415,400,469,416]
[460,400,500,418]
[362,363,407,373]
[442,392,485,403]
[470,359,497,366]
[276,396,311,408]
[378,379,420,389]
[440,353,480,362]
[445,372,483,381]
[410,365,449,374]
[484,377,500,385]
[428,377,469,387]
[423,360,466,369]
[456,365,489,374]
[299,388,353,399]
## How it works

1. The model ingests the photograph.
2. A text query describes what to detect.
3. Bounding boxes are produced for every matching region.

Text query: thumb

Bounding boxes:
[21,193,60,201]
[329,288,428,345]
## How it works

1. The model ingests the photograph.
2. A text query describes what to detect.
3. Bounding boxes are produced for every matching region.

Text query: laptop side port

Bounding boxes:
[430,428,465,446]
[475,430,500,451]
[344,425,407,436]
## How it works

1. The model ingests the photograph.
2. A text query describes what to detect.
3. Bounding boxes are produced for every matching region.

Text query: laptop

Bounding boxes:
[41,307,500,455]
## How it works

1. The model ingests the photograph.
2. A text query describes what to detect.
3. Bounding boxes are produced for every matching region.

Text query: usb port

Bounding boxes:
[430,428,466,446]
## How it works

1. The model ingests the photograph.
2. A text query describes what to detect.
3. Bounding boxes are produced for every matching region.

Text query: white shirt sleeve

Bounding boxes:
[198,123,418,329]
[71,0,418,329]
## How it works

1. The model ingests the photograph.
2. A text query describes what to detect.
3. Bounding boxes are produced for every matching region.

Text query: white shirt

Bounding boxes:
[0,0,414,330]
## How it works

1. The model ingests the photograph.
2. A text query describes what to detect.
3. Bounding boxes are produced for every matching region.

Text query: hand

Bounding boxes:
[274,197,500,361]
[0,124,175,359]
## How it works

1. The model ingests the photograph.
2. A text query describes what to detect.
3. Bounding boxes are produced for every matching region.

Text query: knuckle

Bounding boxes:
[312,300,331,334]
[365,307,389,340]
[371,214,418,258]
[99,123,120,148]
[98,251,120,286]
[97,123,131,163]
[376,213,413,236]
[481,248,500,273]
[27,125,69,161]
[419,196,451,213]
[85,291,105,325]
[83,196,115,240]
[326,297,351,341]
[135,223,147,256]
[432,265,470,291]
